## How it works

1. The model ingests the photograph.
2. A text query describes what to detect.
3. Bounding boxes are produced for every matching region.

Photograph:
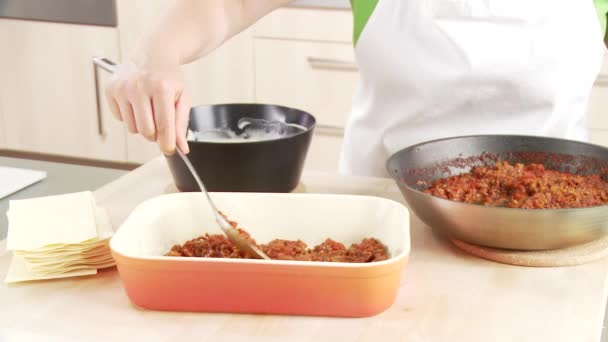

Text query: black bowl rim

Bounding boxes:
[385,134,608,213]
[186,103,317,146]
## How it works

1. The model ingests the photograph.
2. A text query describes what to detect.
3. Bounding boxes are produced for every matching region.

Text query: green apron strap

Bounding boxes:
[594,0,608,42]
[351,0,379,45]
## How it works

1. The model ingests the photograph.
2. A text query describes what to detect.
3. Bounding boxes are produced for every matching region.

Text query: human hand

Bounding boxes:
[104,60,190,154]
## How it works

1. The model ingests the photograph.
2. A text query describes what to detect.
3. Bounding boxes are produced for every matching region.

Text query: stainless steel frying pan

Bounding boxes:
[387,135,608,250]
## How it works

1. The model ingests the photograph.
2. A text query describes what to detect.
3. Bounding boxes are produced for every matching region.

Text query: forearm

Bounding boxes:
[130,0,293,69]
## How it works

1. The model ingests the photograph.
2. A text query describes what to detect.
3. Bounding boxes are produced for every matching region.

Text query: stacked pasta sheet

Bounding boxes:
[4,191,115,283]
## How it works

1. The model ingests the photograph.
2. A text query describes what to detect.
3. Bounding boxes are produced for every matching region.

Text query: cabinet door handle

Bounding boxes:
[596,75,608,86]
[316,124,344,136]
[92,57,118,137]
[307,57,358,71]
[93,57,118,73]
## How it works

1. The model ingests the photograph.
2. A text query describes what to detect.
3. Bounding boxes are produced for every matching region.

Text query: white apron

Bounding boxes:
[339,0,606,177]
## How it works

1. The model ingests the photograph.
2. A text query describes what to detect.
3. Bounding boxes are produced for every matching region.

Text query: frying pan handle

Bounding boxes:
[92,57,117,137]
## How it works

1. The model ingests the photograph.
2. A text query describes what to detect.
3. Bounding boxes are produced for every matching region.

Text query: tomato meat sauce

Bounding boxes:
[424,161,608,209]
[166,219,389,263]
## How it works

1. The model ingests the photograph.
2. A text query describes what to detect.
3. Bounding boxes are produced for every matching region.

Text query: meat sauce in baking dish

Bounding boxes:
[424,161,608,209]
[167,219,389,262]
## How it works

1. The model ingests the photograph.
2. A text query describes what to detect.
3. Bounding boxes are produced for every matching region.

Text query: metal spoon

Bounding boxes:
[176,148,270,259]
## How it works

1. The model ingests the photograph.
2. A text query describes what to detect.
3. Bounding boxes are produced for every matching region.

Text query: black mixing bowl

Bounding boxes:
[165,103,316,193]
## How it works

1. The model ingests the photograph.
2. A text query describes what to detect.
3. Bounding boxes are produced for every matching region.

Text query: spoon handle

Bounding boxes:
[175,148,270,260]
[175,148,230,228]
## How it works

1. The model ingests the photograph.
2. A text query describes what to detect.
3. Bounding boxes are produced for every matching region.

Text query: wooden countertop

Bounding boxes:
[1,157,607,342]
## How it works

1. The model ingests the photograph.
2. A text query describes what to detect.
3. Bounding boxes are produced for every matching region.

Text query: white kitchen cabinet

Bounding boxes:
[588,87,608,146]
[253,7,353,43]
[0,4,355,170]
[589,130,608,147]
[0,19,125,161]
[253,7,357,173]
[254,38,358,129]
[0,91,5,149]
[116,0,255,164]
[587,51,608,147]
[305,131,344,172]
[254,38,357,173]
[588,86,608,129]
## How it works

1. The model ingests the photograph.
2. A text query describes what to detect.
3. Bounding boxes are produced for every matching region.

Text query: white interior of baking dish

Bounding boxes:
[110,192,410,264]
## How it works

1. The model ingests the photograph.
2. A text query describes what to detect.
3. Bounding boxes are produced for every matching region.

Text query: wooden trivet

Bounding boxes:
[450,235,608,267]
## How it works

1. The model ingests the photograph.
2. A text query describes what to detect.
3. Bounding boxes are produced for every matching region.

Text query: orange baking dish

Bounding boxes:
[110,192,410,317]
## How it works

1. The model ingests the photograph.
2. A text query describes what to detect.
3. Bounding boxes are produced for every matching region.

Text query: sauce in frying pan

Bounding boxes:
[424,161,608,209]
